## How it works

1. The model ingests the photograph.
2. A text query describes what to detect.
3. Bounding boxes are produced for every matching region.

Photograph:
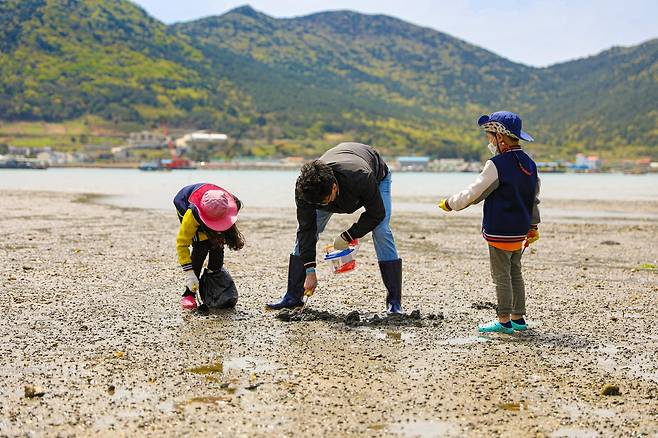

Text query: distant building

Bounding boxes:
[127,131,165,148]
[8,146,32,156]
[36,150,88,165]
[175,131,228,149]
[575,153,602,171]
[397,156,430,171]
[635,158,652,168]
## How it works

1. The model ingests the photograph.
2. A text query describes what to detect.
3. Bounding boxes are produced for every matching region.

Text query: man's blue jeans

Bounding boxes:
[292,172,399,262]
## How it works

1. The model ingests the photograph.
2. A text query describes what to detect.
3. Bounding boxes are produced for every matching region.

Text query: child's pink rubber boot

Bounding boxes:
[180,295,197,310]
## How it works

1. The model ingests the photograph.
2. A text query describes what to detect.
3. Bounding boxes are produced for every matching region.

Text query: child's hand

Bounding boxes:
[526,228,539,245]
[438,199,452,212]
[185,270,199,292]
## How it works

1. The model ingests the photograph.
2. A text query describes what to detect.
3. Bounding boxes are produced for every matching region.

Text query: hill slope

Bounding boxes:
[0,0,255,130]
[0,1,655,159]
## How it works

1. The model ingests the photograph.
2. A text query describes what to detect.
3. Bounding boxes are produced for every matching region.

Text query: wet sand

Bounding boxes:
[1,190,657,437]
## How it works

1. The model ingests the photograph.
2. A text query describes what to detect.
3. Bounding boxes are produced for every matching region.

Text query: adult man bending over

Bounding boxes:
[267,142,403,313]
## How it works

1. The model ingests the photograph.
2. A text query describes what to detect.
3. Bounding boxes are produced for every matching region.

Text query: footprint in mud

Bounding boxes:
[275,308,444,327]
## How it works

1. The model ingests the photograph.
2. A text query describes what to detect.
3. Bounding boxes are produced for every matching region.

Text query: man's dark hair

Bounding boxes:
[296,160,336,204]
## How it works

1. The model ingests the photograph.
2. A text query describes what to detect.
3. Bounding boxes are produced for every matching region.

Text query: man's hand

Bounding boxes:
[304,271,318,293]
[438,199,452,212]
[333,234,349,250]
[185,270,199,292]
[526,228,539,245]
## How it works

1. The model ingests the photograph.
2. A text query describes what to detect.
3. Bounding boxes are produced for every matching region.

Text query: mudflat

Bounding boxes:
[1,190,657,437]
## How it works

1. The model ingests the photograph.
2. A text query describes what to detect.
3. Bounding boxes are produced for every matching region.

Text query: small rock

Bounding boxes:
[107,385,116,395]
[345,311,361,325]
[409,310,421,320]
[276,310,292,322]
[600,383,621,396]
[24,385,46,398]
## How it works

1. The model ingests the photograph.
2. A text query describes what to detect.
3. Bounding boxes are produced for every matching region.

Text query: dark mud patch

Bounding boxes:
[471,301,497,310]
[276,308,444,327]
[73,192,143,212]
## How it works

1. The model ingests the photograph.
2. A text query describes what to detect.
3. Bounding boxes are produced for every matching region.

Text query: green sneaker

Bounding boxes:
[510,320,528,331]
[478,320,514,335]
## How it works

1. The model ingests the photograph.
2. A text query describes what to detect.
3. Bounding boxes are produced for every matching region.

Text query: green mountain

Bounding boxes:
[1,1,656,160]
[0,0,255,130]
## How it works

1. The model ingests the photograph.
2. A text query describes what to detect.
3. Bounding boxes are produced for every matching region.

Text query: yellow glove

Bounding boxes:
[526,228,539,245]
[438,199,452,212]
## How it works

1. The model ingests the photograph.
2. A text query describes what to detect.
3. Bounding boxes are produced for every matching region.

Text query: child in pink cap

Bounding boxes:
[173,183,244,310]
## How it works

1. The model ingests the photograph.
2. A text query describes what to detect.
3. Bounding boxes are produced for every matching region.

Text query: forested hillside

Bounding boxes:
[1,1,656,159]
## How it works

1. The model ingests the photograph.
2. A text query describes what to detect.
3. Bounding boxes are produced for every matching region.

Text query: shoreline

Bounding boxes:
[4,162,658,174]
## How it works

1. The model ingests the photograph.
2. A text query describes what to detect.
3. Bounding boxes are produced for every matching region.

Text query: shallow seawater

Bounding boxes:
[3,169,656,219]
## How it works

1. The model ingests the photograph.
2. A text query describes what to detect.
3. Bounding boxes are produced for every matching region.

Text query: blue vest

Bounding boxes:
[173,183,206,221]
[483,150,538,242]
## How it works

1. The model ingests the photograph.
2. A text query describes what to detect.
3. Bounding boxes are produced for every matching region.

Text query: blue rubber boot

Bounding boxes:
[379,259,403,314]
[478,320,514,335]
[267,254,305,310]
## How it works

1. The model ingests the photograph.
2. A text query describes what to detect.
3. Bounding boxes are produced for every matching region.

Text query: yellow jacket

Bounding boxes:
[176,209,208,271]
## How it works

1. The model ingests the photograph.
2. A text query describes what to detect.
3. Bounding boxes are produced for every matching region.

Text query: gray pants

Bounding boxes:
[489,246,526,316]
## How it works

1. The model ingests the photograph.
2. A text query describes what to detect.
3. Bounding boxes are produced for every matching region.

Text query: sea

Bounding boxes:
[1,168,657,220]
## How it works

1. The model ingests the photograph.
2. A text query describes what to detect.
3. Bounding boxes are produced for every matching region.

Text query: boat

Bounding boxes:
[0,157,49,169]
[138,160,168,171]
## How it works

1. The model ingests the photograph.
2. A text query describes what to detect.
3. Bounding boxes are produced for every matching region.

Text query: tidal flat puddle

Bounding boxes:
[387,420,461,437]
[188,356,277,375]
[369,329,415,343]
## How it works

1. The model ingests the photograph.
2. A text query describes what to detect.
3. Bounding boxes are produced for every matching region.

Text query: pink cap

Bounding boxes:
[189,186,239,231]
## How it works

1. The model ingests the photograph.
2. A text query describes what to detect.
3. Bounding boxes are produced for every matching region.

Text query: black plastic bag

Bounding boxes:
[199,267,238,309]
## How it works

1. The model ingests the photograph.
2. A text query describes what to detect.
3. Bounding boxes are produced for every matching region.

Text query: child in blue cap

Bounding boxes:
[439,111,540,334]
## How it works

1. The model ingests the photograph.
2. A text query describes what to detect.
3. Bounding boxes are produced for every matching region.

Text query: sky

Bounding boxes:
[132,0,658,67]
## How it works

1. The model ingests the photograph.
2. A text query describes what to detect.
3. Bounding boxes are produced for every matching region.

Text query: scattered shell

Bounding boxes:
[24,385,46,398]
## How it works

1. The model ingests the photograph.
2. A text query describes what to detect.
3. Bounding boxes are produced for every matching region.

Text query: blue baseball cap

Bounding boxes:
[477,111,534,142]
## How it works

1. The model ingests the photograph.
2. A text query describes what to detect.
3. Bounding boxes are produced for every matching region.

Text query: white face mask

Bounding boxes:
[487,142,498,156]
